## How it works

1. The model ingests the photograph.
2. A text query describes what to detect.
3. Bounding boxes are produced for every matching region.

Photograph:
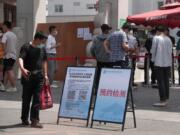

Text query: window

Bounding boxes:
[87,4,95,9]
[158,1,164,9]
[73,2,80,6]
[55,5,63,13]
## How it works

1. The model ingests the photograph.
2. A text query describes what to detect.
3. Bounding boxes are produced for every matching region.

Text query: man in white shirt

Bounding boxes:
[46,26,60,85]
[151,25,172,107]
[0,21,17,92]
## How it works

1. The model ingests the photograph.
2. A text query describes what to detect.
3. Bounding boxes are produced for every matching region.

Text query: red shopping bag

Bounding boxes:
[40,84,53,110]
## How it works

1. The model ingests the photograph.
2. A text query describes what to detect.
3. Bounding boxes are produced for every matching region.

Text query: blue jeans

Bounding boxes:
[47,54,57,84]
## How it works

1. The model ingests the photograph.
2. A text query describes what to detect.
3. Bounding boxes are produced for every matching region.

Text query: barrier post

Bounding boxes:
[76,56,80,66]
[145,54,150,85]
[171,53,175,85]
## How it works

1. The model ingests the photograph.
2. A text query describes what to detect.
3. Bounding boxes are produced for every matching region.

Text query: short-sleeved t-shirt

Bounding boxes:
[128,34,138,49]
[19,43,47,71]
[1,31,17,60]
[46,35,57,54]
[107,30,128,62]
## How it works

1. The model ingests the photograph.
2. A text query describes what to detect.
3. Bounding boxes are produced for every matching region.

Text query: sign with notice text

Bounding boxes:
[58,67,96,123]
[92,68,131,123]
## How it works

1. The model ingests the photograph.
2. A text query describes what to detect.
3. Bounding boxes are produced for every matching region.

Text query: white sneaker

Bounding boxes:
[153,101,168,107]
[0,84,5,92]
[50,84,58,88]
[6,87,17,92]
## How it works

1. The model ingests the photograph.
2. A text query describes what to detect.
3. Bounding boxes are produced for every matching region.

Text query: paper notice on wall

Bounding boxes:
[83,28,92,40]
[77,28,84,38]
[84,28,90,34]
[77,27,92,40]
[83,33,92,40]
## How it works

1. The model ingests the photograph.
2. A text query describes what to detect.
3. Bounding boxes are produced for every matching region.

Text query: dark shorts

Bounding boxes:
[3,58,16,72]
[0,58,3,65]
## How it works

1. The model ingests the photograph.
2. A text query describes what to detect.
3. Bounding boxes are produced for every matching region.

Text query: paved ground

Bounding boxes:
[0,68,180,135]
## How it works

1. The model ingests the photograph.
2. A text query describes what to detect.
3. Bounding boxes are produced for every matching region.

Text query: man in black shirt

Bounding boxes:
[144,29,156,85]
[18,32,49,128]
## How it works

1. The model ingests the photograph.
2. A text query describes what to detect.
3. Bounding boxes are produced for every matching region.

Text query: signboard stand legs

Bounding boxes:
[57,116,90,127]
[122,85,136,131]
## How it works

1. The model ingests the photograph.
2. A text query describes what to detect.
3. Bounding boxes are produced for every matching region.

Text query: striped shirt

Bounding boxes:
[107,30,128,62]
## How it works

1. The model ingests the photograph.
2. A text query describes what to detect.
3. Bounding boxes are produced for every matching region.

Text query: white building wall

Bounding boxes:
[47,15,95,23]
[33,0,46,33]
[47,0,98,16]
[131,0,165,15]
[17,0,47,42]
[118,0,129,17]
[97,0,119,30]
[118,0,129,27]
[98,0,167,30]
[17,0,34,42]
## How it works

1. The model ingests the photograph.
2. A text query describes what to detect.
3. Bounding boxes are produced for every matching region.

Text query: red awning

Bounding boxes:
[127,7,180,28]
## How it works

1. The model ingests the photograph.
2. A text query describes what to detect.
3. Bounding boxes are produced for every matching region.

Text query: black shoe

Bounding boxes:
[22,120,30,126]
[133,83,138,87]
[31,121,43,128]
[142,82,147,85]
[152,83,158,88]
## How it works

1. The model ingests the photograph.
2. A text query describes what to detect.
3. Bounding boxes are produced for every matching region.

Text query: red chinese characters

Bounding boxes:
[100,89,127,97]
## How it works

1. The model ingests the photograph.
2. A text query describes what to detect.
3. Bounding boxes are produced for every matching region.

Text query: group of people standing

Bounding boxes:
[0,20,178,128]
[144,26,180,107]
[91,23,175,107]
[91,23,138,94]
[0,21,60,128]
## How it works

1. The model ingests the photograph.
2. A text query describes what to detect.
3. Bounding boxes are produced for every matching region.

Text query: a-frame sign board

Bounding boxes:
[57,67,96,127]
[91,68,136,131]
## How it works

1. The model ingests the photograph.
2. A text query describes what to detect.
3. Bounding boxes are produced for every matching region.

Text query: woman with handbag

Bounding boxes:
[18,32,49,128]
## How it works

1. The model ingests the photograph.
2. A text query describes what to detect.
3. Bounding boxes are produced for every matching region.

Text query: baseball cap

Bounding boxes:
[122,23,131,30]
[34,31,48,40]
[101,24,112,32]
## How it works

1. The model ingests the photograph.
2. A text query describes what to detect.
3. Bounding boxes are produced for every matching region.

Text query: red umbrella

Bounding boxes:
[127,7,180,28]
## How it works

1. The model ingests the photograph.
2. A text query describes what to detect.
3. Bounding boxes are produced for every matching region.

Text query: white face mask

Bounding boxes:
[54,31,58,36]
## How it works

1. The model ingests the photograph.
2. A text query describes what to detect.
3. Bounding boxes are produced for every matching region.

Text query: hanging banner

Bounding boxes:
[92,68,131,123]
[119,18,127,28]
[58,67,96,120]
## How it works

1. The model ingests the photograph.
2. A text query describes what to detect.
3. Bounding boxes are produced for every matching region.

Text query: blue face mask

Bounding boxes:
[37,44,44,49]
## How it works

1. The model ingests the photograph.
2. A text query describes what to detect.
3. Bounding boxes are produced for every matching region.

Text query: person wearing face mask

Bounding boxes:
[90,24,112,94]
[46,26,60,85]
[0,28,5,91]
[18,32,49,128]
